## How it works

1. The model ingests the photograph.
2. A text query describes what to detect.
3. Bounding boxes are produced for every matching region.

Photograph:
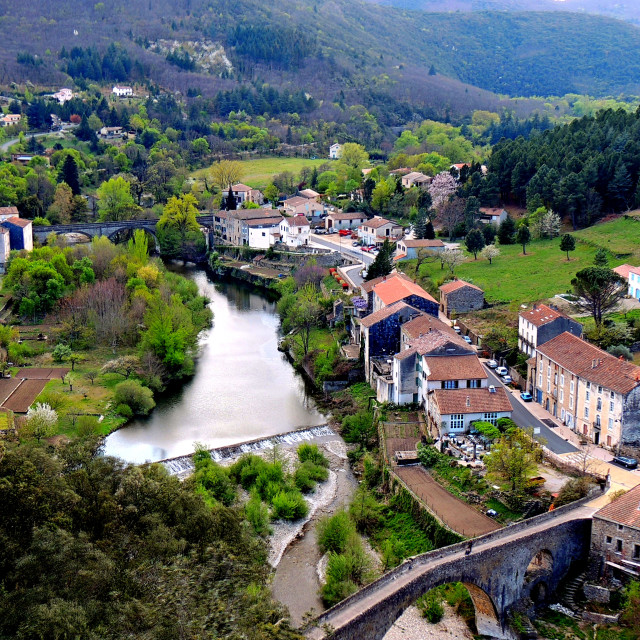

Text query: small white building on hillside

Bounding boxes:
[279,215,310,247]
[329,143,342,159]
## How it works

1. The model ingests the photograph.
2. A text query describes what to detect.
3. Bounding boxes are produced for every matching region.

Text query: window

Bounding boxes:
[450,414,464,430]
[547,380,551,393]
[598,386,603,394]
[561,374,565,386]
[561,409,565,420]
[586,391,590,401]
[443,380,458,389]
[608,418,613,431]
[606,536,612,544]
[570,395,574,407]
[554,373,558,384]
[618,524,624,531]
[596,415,601,427]
[586,381,590,390]
[584,407,589,418]
[539,374,543,387]
[571,380,575,393]
[635,545,640,560]
[467,379,481,388]
[483,412,498,425]
[611,391,615,400]
[560,389,564,402]
[566,413,573,427]
[616,539,623,553]
[597,398,602,411]
[610,401,614,412]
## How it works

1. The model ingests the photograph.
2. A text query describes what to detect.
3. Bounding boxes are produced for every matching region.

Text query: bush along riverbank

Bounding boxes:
[4,230,212,442]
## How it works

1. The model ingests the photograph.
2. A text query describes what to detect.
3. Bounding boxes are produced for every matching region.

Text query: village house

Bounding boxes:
[624,266,640,300]
[479,207,508,225]
[518,303,583,357]
[246,216,284,249]
[325,211,367,232]
[112,85,133,97]
[0,114,21,127]
[213,211,229,242]
[590,483,640,581]
[226,209,280,246]
[99,126,125,139]
[359,272,412,315]
[222,183,265,207]
[395,238,445,261]
[360,301,424,382]
[298,188,320,201]
[329,143,342,159]
[282,195,323,219]
[358,216,404,247]
[0,227,11,274]
[401,172,431,189]
[52,88,74,104]
[2,216,33,252]
[0,207,20,220]
[439,279,485,318]
[389,168,412,177]
[529,332,640,448]
[427,386,513,438]
[279,215,310,248]
[372,275,439,316]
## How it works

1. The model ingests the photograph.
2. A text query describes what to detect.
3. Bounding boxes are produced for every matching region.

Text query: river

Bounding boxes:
[102,266,326,464]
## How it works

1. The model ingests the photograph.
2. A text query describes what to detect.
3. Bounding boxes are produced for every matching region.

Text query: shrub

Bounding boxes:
[76,415,100,437]
[317,511,356,554]
[362,452,382,488]
[297,443,329,468]
[115,403,133,418]
[271,490,308,520]
[52,343,72,362]
[194,453,236,507]
[342,410,377,449]
[554,476,595,507]
[245,491,271,536]
[417,444,442,468]
[417,591,444,623]
[294,464,316,493]
[113,380,155,415]
[321,536,372,606]
[320,576,358,608]
[254,461,285,500]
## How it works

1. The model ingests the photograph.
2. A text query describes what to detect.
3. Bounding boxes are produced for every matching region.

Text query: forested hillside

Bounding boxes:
[2,0,640,115]
[488,108,640,228]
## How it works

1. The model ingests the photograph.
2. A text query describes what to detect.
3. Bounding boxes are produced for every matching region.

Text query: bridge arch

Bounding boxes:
[106,226,158,243]
[47,230,95,243]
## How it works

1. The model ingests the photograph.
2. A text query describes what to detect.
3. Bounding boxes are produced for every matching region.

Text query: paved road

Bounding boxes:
[310,234,375,265]
[1,125,76,153]
[484,366,578,455]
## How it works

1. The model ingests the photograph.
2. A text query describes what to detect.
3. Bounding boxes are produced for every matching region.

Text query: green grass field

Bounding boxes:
[574,214,640,260]
[194,156,331,188]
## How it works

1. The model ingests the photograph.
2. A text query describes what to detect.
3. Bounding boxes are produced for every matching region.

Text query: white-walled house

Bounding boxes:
[518,303,583,358]
[329,143,342,159]
[395,238,445,260]
[479,207,508,225]
[325,212,367,231]
[282,196,323,219]
[246,216,283,249]
[0,227,11,274]
[279,215,310,247]
[627,266,640,299]
[358,216,403,246]
[112,85,133,97]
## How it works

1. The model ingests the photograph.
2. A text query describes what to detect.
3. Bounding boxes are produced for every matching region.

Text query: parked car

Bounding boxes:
[338,229,350,236]
[486,359,498,369]
[361,246,371,252]
[613,455,638,469]
[495,366,508,376]
[486,509,498,518]
[453,326,461,334]
[501,375,512,385]
[352,241,359,247]
[520,392,533,402]
[463,336,472,344]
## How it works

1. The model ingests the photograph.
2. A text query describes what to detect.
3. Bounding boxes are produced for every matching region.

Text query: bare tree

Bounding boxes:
[439,196,466,240]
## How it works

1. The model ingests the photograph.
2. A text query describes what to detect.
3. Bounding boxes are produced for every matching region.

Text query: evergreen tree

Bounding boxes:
[414,211,427,239]
[608,159,632,210]
[226,190,237,211]
[425,220,435,240]
[59,155,81,196]
[594,248,609,267]
[465,229,485,259]
[559,234,576,260]
[482,223,497,244]
[516,225,531,255]
[365,240,393,280]
[497,216,516,245]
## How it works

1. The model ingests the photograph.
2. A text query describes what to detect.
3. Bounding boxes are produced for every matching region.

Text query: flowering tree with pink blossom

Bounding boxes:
[428,171,458,212]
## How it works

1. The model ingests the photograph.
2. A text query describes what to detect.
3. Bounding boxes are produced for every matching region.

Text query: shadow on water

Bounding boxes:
[103,265,326,464]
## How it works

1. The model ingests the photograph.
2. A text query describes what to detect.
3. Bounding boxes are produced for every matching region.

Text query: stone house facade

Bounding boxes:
[518,303,583,357]
[439,279,485,317]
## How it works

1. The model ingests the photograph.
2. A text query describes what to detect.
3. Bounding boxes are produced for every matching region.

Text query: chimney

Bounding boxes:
[383,275,386,281]
[600,359,603,366]
[466,396,470,407]
[620,355,625,361]
[592,359,597,368]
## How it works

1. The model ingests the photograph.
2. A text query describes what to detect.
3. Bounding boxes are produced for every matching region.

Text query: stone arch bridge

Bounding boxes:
[306,501,596,640]
[31,215,215,245]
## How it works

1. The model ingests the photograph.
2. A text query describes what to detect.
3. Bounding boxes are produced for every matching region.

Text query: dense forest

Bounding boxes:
[489,108,640,228]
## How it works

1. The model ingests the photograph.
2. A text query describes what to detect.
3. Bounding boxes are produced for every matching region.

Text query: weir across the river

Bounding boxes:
[156,425,336,476]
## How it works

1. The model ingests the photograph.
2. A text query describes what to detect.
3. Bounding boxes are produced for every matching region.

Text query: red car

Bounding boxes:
[338,229,351,236]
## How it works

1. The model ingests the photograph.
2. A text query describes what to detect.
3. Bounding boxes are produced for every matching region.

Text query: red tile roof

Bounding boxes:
[0,207,19,216]
[407,329,472,355]
[613,264,635,280]
[359,301,415,328]
[230,183,252,192]
[4,217,31,228]
[374,277,437,306]
[328,212,366,221]
[423,355,488,381]
[479,207,507,217]
[393,253,407,262]
[363,217,396,230]
[537,332,640,395]
[595,483,640,529]
[360,272,411,294]
[282,215,310,227]
[439,279,483,294]
[402,315,456,340]
[431,387,513,415]
[402,239,445,249]
[519,304,568,327]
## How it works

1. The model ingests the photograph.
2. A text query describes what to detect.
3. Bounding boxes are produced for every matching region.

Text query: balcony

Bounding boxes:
[592,421,602,431]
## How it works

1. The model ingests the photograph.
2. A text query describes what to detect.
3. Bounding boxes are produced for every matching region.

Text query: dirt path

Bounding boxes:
[271,438,359,626]
[394,466,500,537]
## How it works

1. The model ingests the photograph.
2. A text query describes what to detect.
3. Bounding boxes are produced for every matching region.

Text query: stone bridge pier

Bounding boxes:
[306,507,594,640]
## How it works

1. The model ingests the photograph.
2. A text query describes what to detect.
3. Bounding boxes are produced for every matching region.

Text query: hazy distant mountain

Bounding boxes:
[364,0,640,24]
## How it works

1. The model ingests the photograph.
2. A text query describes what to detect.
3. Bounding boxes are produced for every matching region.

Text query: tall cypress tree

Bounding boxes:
[59,155,81,195]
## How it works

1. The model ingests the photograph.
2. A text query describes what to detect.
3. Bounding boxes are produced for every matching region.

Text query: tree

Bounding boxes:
[440,196,465,240]
[96,177,140,221]
[441,248,465,276]
[113,380,155,415]
[156,194,205,261]
[497,216,516,245]
[127,229,149,264]
[289,285,323,357]
[264,183,279,206]
[539,210,561,239]
[365,240,394,280]
[425,220,435,239]
[428,171,457,212]
[465,228,485,259]
[480,244,500,264]
[594,248,609,267]
[52,343,72,363]
[414,211,427,239]
[560,233,576,260]
[571,267,626,325]
[482,223,497,245]
[484,428,538,493]
[59,154,81,195]
[516,225,531,255]
[85,370,98,385]
[210,160,243,196]
[338,143,369,171]
[47,183,75,224]
[101,355,140,379]
[23,403,58,442]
